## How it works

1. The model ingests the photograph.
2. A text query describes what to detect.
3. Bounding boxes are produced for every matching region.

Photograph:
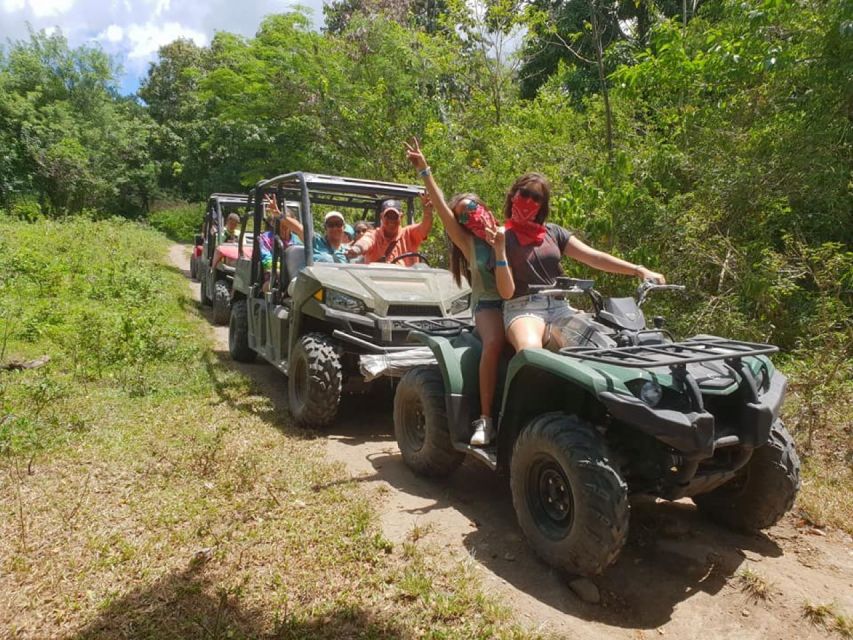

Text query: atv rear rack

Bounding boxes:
[559,337,778,368]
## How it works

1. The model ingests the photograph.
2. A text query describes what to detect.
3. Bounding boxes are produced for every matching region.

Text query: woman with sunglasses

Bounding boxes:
[406,138,505,446]
[488,173,665,352]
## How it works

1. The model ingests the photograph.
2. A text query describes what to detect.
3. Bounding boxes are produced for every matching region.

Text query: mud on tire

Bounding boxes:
[693,420,800,531]
[394,366,464,477]
[510,413,629,576]
[212,279,231,325]
[228,299,256,363]
[288,333,342,429]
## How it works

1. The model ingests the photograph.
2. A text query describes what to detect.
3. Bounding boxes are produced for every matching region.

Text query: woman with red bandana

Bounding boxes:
[406,138,504,446]
[489,173,665,352]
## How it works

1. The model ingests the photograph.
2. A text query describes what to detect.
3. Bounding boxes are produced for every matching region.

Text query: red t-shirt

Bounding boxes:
[355,224,428,266]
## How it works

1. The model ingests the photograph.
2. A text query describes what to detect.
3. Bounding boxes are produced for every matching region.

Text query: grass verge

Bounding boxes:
[0,216,539,639]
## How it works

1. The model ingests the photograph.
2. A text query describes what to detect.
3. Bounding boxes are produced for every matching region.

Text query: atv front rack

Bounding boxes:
[403,318,472,337]
[559,337,778,368]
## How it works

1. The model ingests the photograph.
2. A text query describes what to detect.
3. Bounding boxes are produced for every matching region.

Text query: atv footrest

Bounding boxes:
[454,443,497,471]
[560,336,778,368]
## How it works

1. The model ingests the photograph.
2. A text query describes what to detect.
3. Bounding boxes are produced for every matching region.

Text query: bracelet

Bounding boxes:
[495,260,508,267]
[418,166,431,178]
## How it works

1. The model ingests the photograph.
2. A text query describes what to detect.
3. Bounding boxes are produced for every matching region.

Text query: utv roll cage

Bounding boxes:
[201,193,251,261]
[239,172,424,299]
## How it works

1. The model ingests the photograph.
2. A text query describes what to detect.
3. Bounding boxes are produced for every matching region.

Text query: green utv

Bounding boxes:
[393,278,800,576]
[228,172,471,428]
[196,193,253,325]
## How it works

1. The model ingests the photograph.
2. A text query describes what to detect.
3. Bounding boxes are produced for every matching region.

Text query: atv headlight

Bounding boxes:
[325,289,367,315]
[448,294,471,316]
[637,380,663,407]
[757,364,770,392]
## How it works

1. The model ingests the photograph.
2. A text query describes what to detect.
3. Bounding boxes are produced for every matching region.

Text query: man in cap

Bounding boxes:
[346,196,433,266]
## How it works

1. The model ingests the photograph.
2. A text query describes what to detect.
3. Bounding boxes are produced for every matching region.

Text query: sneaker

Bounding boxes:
[470,416,495,446]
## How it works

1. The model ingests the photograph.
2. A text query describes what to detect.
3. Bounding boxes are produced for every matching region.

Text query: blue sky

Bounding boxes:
[0,0,325,95]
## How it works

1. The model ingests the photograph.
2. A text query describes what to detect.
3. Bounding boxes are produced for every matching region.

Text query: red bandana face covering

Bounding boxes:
[458,202,497,242]
[506,193,546,246]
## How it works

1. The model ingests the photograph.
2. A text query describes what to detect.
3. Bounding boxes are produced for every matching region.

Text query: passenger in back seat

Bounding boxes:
[264,197,349,264]
[259,197,302,291]
[211,213,243,270]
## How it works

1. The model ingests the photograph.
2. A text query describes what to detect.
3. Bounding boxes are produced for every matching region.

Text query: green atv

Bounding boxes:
[393,278,799,576]
[197,193,253,325]
[228,172,471,428]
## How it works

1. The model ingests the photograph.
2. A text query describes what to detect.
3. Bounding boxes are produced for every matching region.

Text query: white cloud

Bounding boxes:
[125,21,207,59]
[98,23,124,42]
[29,0,74,17]
[151,0,169,17]
[2,0,27,12]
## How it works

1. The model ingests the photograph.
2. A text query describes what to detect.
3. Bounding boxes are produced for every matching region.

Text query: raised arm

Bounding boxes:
[405,138,471,261]
[265,195,304,241]
[565,235,665,283]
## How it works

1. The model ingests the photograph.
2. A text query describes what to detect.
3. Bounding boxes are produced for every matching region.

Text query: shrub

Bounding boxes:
[147,202,204,242]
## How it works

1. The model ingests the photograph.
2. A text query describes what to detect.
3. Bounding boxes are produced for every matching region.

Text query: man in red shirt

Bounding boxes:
[346,197,433,266]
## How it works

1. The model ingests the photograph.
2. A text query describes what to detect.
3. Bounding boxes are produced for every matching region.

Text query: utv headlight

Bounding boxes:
[448,294,471,315]
[638,380,663,408]
[325,289,367,315]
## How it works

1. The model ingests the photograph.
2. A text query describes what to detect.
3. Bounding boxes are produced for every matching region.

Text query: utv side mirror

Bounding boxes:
[653,316,665,329]
[194,234,204,246]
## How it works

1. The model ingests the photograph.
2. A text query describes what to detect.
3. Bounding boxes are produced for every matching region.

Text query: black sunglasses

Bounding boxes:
[517,187,544,203]
[326,220,344,228]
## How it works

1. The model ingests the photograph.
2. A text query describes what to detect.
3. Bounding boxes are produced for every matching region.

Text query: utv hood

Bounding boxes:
[301,263,470,315]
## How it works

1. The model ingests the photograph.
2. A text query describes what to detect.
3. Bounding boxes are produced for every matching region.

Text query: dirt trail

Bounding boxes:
[170,243,853,640]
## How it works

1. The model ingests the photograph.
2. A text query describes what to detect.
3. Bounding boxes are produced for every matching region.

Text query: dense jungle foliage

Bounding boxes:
[0,0,850,523]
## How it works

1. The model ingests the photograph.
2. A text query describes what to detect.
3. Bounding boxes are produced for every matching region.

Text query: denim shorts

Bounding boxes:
[503,294,574,330]
[474,298,503,313]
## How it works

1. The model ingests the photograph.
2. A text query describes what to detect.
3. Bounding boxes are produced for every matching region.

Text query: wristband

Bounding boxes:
[418,167,431,178]
[495,260,508,267]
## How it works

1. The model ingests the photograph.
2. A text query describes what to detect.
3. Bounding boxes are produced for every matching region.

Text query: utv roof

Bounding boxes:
[251,172,424,210]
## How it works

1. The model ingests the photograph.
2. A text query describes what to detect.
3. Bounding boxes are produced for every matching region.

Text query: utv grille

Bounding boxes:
[387,305,443,317]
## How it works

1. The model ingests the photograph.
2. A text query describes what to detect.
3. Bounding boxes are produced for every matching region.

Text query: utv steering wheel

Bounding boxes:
[391,252,431,266]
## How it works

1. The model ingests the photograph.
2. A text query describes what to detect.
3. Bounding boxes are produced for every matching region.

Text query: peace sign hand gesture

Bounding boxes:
[405,137,428,172]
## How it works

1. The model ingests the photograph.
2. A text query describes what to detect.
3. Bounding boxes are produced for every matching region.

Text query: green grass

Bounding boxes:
[0,216,539,639]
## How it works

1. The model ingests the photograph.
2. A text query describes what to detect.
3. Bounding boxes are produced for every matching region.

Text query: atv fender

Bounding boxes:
[496,349,617,470]
[407,331,482,445]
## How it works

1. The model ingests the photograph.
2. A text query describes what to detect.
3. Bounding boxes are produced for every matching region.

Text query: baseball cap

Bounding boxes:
[324,211,345,225]
[379,199,402,217]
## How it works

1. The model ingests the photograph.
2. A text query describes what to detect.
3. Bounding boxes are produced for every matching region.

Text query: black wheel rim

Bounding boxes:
[400,393,426,453]
[526,454,575,541]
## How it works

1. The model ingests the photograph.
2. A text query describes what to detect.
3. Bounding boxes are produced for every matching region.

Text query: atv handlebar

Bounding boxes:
[636,281,686,307]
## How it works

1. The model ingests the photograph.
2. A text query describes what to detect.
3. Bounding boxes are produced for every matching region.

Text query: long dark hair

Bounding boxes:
[446,192,487,287]
[503,172,550,225]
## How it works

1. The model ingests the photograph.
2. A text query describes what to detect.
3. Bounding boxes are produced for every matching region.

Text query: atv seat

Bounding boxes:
[282,244,306,294]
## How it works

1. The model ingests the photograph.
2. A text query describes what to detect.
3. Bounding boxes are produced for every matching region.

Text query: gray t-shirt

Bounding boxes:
[506,223,572,297]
